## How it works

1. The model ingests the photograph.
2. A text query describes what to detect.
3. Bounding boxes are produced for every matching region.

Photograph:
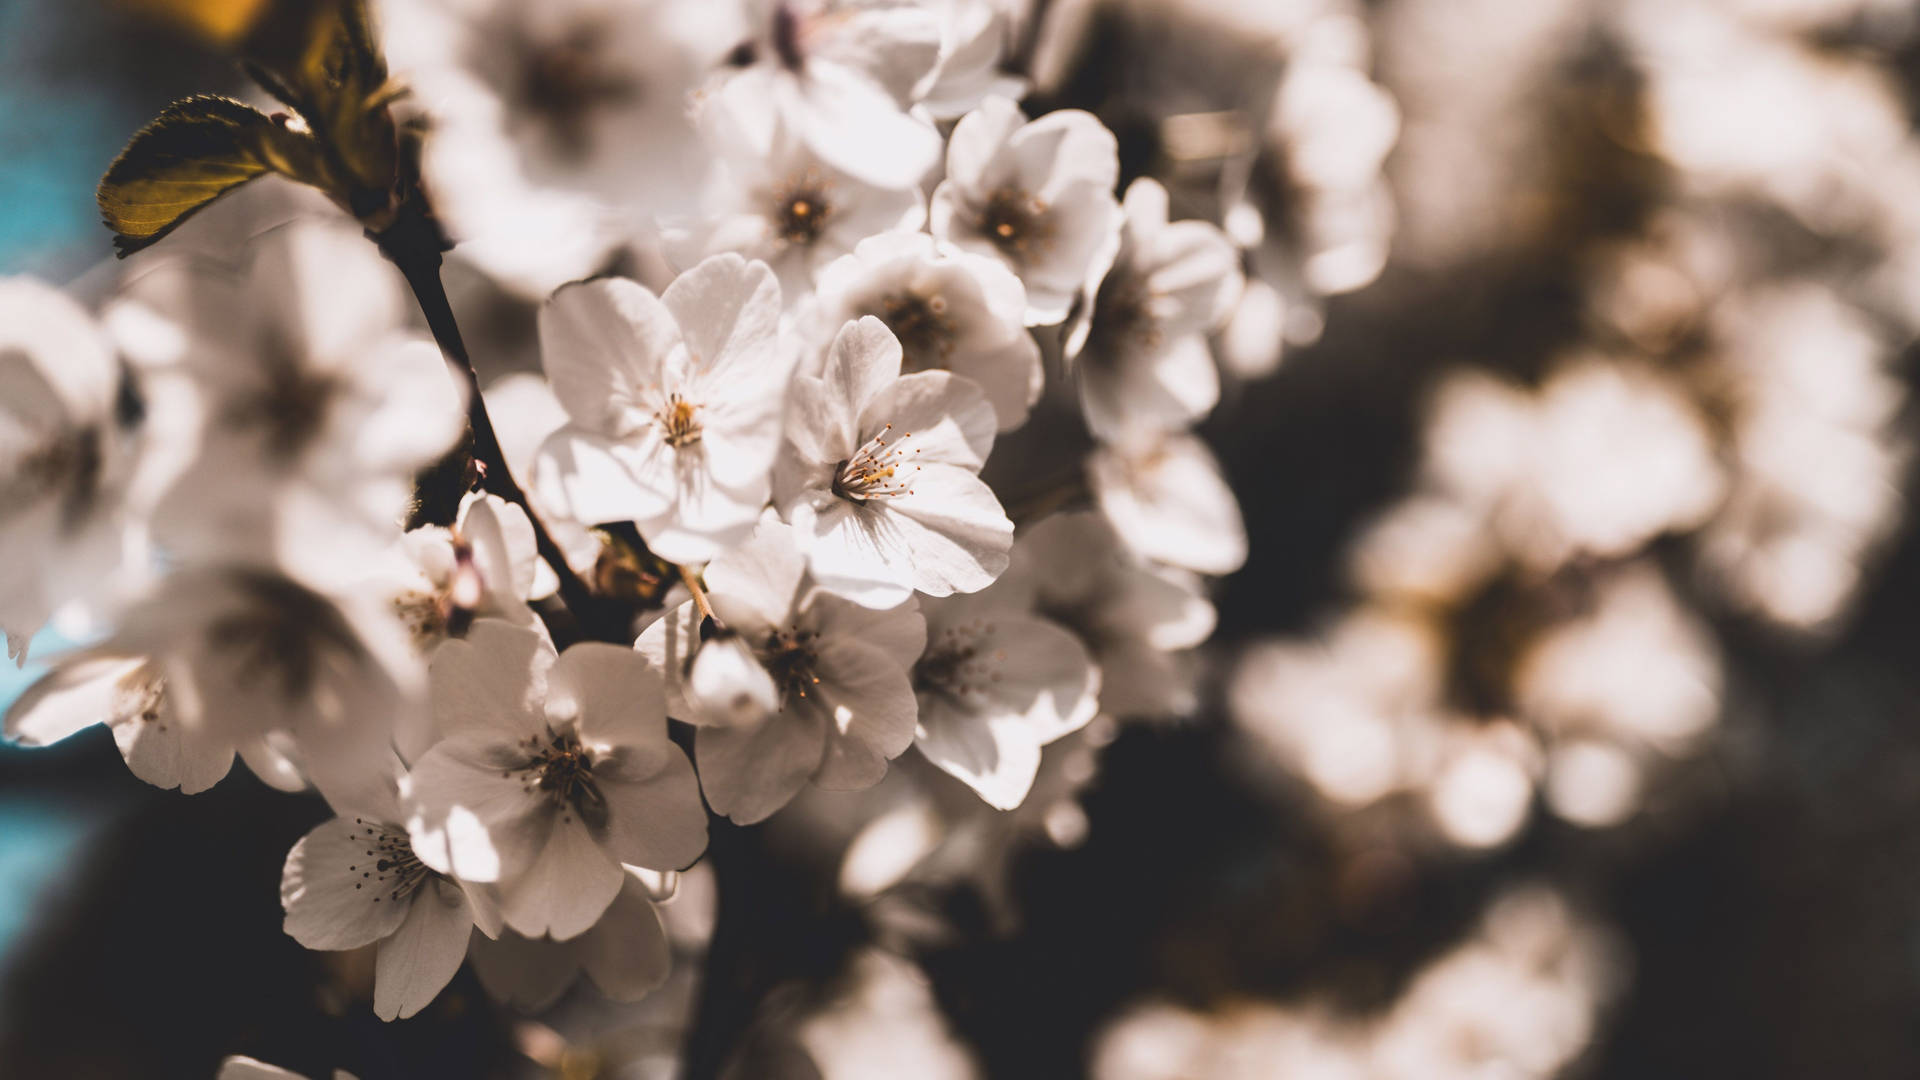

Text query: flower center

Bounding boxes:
[518,729,608,828]
[112,666,168,731]
[206,573,364,700]
[520,23,642,156]
[774,177,834,246]
[224,365,339,464]
[913,621,1003,703]
[760,626,820,704]
[1086,275,1161,359]
[658,393,703,448]
[979,188,1051,259]
[878,292,957,372]
[4,425,104,531]
[347,819,434,905]
[831,424,919,502]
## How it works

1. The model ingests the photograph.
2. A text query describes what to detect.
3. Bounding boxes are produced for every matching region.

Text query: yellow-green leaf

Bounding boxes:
[96,94,316,256]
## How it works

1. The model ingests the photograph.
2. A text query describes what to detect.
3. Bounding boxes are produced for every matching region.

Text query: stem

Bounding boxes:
[373,217,622,643]
[680,564,718,626]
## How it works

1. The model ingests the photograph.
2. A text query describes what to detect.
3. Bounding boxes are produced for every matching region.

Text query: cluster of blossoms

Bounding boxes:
[1229,0,1916,852]
[1,0,1277,1038]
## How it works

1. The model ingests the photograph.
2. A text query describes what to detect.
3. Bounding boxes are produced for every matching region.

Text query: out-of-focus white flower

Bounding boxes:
[712,0,945,191]
[911,582,1099,809]
[774,317,1013,607]
[0,278,146,661]
[381,0,741,296]
[217,1057,356,1080]
[406,621,708,939]
[1063,177,1242,442]
[1515,564,1722,755]
[1698,283,1907,631]
[7,566,424,796]
[808,231,1042,431]
[1425,721,1538,850]
[670,101,927,303]
[1426,360,1725,573]
[467,867,673,1012]
[534,255,794,564]
[1214,276,1287,381]
[1348,494,1501,607]
[931,97,1123,325]
[116,221,464,584]
[1266,58,1398,296]
[637,518,925,823]
[915,0,1028,119]
[796,948,981,1080]
[280,757,503,1021]
[1088,432,1247,576]
[1001,512,1214,720]
[1092,885,1623,1080]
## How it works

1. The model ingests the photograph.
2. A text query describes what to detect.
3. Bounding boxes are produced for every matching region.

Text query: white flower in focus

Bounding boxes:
[637,518,925,824]
[117,221,463,582]
[467,867,673,1012]
[774,317,1013,607]
[1088,432,1248,576]
[809,230,1042,431]
[280,759,503,1021]
[381,0,740,296]
[931,97,1123,325]
[713,0,945,190]
[671,94,927,302]
[0,278,144,661]
[1000,512,1215,720]
[1062,177,1243,442]
[406,621,708,939]
[534,255,793,563]
[6,566,424,796]
[911,584,1099,809]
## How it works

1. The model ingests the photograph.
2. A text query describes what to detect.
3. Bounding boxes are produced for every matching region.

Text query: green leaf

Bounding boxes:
[96,94,317,256]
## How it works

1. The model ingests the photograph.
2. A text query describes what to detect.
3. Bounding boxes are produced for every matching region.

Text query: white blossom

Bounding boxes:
[0,277,146,661]
[466,867,673,1012]
[406,621,708,939]
[637,518,925,823]
[809,230,1042,431]
[534,254,794,564]
[911,582,1099,810]
[712,0,945,191]
[930,96,1123,325]
[1088,432,1248,576]
[774,317,1013,607]
[1063,178,1243,443]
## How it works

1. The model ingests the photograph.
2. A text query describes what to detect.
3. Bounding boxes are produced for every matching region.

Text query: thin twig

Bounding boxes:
[374,214,622,642]
[680,563,718,626]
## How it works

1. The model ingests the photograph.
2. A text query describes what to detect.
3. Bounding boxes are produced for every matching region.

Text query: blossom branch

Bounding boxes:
[371,208,622,643]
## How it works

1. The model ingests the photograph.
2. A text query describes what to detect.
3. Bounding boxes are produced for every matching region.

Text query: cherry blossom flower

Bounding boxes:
[280,757,503,1021]
[406,621,707,939]
[382,0,740,296]
[0,277,145,662]
[1063,178,1244,443]
[534,254,794,564]
[773,317,1013,607]
[915,0,1028,120]
[467,867,673,1012]
[713,0,945,191]
[636,518,925,824]
[930,96,1123,325]
[1088,432,1248,576]
[809,230,1042,431]
[388,492,541,649]
[669,89,927,302]
[911,583,1099,809]
[1000,512,1215,720]
[5,565,423,795]
[114,221,464,582]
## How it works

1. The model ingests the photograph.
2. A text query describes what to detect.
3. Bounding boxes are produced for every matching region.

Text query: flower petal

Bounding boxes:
[374,876,476,1021]
[541,277,681,437]
[578,873,673,1001]
[499,813,625,940]
[599,746,709,871]
[697,709,829,824]
[280,816,413,951]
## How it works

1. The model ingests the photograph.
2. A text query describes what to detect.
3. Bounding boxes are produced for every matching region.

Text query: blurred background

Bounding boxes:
[7,0,1920,1076]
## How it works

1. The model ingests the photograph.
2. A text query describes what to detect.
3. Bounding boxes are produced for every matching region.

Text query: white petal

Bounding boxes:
[661,254,782,393]
[704,517,808,628]
[500,813,625,940]
[810,637,920,790]
[541,278,681,437]
[858,370,998,469]
[374,876,476,1020]
[915,699,1043,811]
[578,875,672,1001]
[688,633,780,727]
[943,96,1025,192]
[4,654,142,747]
[405,738,547,883]
[696,709,829,824]
[429,620,554,743]
[281,816,413,951]
[825,316,907,420]
[1090,435,1248,575]
[468,929,580,1013]
[600,747,709,871]
[533,426,675,527]
[546,642,667,759]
